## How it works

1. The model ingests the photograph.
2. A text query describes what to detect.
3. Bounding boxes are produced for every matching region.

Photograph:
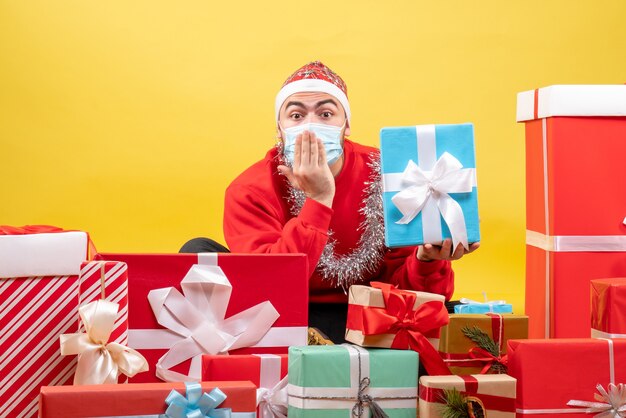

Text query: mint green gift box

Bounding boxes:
[287,345,418,418]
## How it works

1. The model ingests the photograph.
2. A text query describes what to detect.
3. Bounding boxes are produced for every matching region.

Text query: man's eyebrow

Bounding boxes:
[284,101,305,109]
[316,99,338,108]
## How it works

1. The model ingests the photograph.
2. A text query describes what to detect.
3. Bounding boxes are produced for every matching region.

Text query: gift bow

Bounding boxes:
[148,263,280,381]
[60,300,148,385]
[166,383,232,418]
[257,376,288,418]
[468,347,509,374]
[361,282,451,375]
[567,383,626,418]
[391,152,474,250]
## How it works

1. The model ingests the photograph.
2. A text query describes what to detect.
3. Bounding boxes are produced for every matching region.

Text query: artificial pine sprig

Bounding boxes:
[461,325,507,374]
[441,388,470,418]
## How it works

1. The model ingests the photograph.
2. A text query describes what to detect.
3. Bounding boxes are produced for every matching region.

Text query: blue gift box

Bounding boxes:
[454,302,513,314]
[380,123,480,248]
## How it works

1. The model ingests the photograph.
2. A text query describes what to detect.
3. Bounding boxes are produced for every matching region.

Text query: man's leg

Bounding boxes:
[179,237,230,253]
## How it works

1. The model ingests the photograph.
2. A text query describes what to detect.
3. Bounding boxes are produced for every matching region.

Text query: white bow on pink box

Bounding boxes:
[148,261,280,382]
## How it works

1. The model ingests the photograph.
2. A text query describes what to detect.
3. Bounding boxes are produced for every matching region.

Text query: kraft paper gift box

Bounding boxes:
[438,314,528,375]
[202,354,288,417]
[39,380,257,417]
[508,338,626,418]
[0,225,90,418]
[287,345,418,418]
[94,252,309,383]
[591,278,626,339]
[419,374,516,418]
[345,282,450,376]
[517,85,626,338]
[380,123,480,249]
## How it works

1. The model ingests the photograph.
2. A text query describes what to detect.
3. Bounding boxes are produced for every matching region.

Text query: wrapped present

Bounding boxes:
[288,345,418,418]
[508,338,626,417]
[454,297,513,314]
[345,281,450,375]
[95,252,309,382]
[591,278,626,338]
[202,354,288,418]
[0,225,92,418]
[517,85,626,338]
[380,123,480,249]
[39,380,257,417]
[438,313,528,375]
[419,374,516,418]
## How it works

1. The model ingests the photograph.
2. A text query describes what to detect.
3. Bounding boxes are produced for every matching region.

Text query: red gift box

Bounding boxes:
[517,85,626,338]
[94,253,308,382]
[203,354,288,418]
[39,381,257,417]
[508,338,626,418]
[591,278,626,338]
[0,226,93,418]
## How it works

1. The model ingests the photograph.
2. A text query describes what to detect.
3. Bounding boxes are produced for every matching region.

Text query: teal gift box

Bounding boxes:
[287,345,418,418]
[380,123,480,248]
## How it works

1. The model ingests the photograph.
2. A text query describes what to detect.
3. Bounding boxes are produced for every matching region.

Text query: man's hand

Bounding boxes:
[417,239,480,262]
[277,131,336,208]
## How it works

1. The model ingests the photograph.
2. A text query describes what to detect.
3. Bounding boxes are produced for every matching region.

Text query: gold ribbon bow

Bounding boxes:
[567,384,626,418]
[60,299,149,385]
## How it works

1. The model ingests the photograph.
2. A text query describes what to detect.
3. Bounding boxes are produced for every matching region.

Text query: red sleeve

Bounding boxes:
[375,246,455,300]
[223,183,332,274]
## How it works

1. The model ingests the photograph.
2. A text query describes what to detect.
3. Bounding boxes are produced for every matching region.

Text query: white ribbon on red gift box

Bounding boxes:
[256,354,288,418]
[382,125,476,251]
[141,254,280,382]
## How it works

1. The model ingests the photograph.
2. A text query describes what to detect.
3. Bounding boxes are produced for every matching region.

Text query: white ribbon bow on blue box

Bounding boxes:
[380,124,480,249]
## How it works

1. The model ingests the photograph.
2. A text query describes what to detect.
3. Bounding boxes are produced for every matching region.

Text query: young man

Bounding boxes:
[223,61,479,342]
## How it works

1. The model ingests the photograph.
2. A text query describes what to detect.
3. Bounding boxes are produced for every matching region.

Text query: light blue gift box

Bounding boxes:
[380,123,480,248]
[454,302,513,314]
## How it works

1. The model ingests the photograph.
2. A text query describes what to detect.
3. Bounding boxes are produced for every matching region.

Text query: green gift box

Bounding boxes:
[288,345,418,418]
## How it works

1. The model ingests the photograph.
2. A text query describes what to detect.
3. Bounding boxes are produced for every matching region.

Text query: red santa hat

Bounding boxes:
[275,61,351,122]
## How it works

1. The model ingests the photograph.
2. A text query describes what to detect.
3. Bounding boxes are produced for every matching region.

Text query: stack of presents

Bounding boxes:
[1,84,625,418]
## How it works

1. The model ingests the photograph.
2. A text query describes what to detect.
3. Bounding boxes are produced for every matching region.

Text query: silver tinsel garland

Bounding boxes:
[282,151,387,290]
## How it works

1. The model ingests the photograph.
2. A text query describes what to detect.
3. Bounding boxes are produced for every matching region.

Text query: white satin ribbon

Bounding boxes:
[389,152,474,250]
[567,384,626,418]
[257,376,288,418]
[592,329,626,339]
[60,300,149,385]
[147,262,280,382]
[526,230,626,252]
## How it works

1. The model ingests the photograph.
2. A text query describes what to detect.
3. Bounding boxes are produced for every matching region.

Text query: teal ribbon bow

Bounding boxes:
[165,383,232,418]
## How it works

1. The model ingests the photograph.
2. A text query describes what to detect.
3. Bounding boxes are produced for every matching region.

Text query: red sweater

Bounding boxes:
[223,139,454,303]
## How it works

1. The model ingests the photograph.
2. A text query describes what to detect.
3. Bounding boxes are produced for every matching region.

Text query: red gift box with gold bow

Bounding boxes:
[345,281,450,375]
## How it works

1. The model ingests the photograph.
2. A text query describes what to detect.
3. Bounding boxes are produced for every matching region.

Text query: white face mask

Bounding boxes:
[280,122,344,166]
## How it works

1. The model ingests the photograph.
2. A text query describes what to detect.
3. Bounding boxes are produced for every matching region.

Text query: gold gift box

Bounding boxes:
[439,314,528,375]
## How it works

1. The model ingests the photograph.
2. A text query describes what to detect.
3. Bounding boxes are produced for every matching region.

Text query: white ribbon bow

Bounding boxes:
[257,376,289,418]
[391,152,474,250]
[567,383,626,418]
[148,263,280,382]
[60,300,149,385]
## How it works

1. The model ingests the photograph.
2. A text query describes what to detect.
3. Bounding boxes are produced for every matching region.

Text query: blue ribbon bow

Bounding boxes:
[165,382,232,418]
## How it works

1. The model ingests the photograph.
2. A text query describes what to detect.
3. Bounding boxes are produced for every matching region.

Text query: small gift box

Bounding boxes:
[419,374,516,418]
[508,338,626,417]
[454,297,513,314]
[438,314,528,375]
[202,354,288,418]
[591,278,626,338]
[39,380,257,417]
[288,345,418,418]
[345,282,450,375]
[95,252,309,383]
[380,123,480,249]
[0,225,91,418]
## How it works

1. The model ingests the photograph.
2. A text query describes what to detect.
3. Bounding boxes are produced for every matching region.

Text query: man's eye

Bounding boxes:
[291,114,302,120]
[321,111,332,118]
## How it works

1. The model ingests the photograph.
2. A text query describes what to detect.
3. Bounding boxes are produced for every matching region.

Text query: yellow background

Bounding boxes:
[2,1,625,311]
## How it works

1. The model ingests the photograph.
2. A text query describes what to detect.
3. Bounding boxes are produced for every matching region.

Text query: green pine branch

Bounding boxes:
[461,325,508,374]
[440,388,469,418]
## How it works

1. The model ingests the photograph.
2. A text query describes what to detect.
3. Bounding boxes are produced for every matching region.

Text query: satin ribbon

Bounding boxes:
[165,383,232,418]
[359,282,450,375]
[390,152,474,250]
[257,376,288,418]
[148,262,280,381]
[419,375,516,412]
[467,347,508,374]
[567,384,626,418]
[60,300,148,384]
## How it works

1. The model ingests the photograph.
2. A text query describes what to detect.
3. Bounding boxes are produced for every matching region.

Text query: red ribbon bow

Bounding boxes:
[468,347,508,374]
[360,282,451,375]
